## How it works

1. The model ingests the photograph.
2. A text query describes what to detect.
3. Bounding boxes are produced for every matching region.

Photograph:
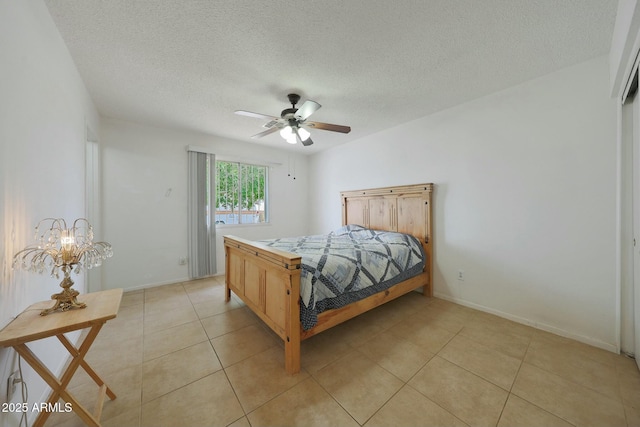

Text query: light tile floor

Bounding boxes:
[46,276,640,427]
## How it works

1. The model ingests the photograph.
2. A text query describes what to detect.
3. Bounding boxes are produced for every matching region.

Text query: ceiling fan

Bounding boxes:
[235,93,351,146]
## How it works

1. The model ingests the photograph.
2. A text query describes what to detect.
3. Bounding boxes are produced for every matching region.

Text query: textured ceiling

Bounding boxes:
[44,0,618,154]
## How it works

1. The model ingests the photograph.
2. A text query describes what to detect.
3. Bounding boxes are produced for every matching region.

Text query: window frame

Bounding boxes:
[214,159,269,227]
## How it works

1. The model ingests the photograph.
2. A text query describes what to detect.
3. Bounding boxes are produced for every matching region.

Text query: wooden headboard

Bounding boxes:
[341,183,434,291]
[341,183,433,241]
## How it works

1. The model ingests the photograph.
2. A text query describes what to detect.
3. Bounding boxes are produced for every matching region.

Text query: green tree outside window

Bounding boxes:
[215,161,267,224]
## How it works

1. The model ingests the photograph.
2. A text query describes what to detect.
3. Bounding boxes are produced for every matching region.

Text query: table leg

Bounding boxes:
[57,333,116,400]
[15,343,100,427]
[14,322,114,427]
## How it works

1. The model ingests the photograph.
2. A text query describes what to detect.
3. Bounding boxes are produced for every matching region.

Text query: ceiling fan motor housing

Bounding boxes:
[280,93,301,118]
[281,93,301,118]
[280,108,298,118]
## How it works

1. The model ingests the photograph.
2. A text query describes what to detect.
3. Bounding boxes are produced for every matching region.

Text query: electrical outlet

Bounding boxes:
[457,270,464,281]
[6,370,20,401]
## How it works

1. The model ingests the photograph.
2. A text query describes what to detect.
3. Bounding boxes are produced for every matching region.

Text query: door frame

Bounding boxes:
[85,124,102,293]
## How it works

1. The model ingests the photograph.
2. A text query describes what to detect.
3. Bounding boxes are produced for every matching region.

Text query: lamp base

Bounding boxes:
[40,274,87,316]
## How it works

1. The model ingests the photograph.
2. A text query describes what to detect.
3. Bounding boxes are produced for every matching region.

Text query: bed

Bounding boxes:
[224,183,433,374]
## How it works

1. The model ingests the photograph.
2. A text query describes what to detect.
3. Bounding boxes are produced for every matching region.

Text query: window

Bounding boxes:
[215,160,268,225]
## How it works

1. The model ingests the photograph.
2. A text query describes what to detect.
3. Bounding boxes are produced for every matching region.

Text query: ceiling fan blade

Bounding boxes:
[301,135,314,146]
[305,121,351,134]
[251,127,279,139]
[294,100,321,121]
[235,110,278,120]
[293,128,313,147]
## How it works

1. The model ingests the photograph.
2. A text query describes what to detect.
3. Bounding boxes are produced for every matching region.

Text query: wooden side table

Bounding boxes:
[0,288,123,427]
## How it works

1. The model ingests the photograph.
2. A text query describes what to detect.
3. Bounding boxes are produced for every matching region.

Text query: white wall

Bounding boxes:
[0,1,100,425]
[100,118,309,291]
[308,55,618,351]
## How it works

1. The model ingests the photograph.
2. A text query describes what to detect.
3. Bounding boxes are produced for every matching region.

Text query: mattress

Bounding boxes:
[260,224,425,330]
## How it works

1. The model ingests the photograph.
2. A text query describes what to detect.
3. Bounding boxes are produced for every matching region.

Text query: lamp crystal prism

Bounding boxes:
[12,218,113,315]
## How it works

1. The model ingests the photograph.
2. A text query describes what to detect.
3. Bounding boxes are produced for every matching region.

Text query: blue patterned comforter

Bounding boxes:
[260,225,426,330]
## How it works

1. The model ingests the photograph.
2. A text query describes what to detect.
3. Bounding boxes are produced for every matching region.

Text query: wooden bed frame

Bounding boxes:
[224,183,433,374]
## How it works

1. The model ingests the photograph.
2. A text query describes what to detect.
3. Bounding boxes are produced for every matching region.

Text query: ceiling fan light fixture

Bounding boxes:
[282,126,297,144]
[236,93,350,147]
[297,127,310,141]
[280,126,293,139]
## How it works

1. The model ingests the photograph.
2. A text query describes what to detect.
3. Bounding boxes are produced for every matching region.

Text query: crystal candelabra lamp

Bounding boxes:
[12,218,113,316]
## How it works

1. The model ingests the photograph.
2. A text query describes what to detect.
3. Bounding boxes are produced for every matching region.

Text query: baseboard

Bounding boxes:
[109,273,225,293]
[111,277,191,292]
[433,292,619,354]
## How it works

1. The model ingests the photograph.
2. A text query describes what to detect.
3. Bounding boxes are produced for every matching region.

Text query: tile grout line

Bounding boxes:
[507,332,579,427]
[523,332,629,407]
[188,279,253,426]
[495,327,533,427]
[118,282,638,427]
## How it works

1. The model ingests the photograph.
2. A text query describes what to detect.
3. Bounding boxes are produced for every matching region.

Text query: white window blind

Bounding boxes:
[187,150,216,279]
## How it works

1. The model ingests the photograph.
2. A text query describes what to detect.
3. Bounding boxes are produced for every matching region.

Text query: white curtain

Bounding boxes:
[187,150,216,279]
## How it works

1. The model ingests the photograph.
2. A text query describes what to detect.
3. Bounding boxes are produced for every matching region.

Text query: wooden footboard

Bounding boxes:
[224,235,302,373]
[224,235,429,374]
